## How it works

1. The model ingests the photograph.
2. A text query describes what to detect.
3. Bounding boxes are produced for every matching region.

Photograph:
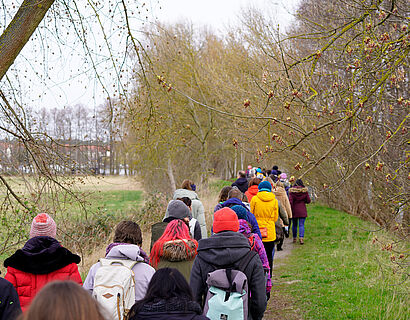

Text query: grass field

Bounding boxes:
[274,204,409,320]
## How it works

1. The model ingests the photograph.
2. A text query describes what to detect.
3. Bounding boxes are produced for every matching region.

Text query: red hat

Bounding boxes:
[213,208,239,233]
[30,213,57,238]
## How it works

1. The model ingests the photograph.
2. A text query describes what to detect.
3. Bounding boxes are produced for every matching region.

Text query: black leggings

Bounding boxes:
[263,241,275,277]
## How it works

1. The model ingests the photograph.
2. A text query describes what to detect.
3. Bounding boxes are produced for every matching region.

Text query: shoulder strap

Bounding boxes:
[99,258,138,270]
[237,250,258,273]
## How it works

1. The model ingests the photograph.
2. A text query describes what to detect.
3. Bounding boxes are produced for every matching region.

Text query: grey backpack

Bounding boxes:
[202,250,257,320]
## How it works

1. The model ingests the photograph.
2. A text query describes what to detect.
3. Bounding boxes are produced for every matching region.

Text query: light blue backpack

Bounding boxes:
[202,251,257,320]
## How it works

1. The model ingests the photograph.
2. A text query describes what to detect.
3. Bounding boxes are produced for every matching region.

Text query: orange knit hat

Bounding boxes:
[213,208,239,233]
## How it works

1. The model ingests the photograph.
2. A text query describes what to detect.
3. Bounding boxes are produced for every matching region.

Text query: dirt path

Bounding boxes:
[263,237,303,320]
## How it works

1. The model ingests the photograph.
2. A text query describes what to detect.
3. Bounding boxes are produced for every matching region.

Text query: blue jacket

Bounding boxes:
[221,198,262,239]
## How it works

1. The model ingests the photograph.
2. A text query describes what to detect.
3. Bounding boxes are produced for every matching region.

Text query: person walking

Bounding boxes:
[289,179,311,244]
[245,178,260,203]
[250,181,278,274]
[128,268,209,320]
[214,186,232,212]
[273,181,292,250]
[172,180,207,238]
[190,208,267,320]
[232,170,249,193]
[4,213,82,311]
[0,277,21,320]
[150,220,198,282]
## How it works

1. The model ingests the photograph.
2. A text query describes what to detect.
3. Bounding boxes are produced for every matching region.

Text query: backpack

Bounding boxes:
[202,250,258,320]
[189,217,198,237]
[92,258,138,320]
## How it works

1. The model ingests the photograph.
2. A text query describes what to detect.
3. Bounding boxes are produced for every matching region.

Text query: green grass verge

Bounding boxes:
[277,204,408,320]
[209,179,233,193]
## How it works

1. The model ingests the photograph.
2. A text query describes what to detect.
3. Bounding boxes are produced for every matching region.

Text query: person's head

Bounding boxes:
[181,179,196,191]
[228,188,243,200]
[230,205,248,222]
[128,268,193,319]
[279,173,287,180]
[295,179,305,187]
[113,221,142,246]
[167,200,190,220]
[218,186,232,203]
[20,281,105,320]
[150,219,197,268]
[248,177,261,187]
[272,165,279,171]
[213,208,239,233]
[238,170,246,178]
[176,197,192,210]
[263,176,275,187]
[30,213,57,238]
[258,180,272,192]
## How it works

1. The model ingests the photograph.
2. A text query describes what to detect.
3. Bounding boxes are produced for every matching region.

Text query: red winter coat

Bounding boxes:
[289,186,311,218]
[245,185,259,203]
[4,236,82,311]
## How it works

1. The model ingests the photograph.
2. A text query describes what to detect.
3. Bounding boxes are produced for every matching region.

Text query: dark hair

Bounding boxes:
[238,171,246,178]
[128,268,193,318]
[272,165,279,171]
[228,188,243,200]
[181,179,193,190]
[176,197,192,207]
[113,221,142,245]
[295,179,305,187]
[20,281,105,320]
[218,186,232,203]
[248,177,261,187]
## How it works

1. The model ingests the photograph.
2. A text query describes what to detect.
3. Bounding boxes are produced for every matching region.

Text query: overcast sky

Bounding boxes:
[3,0,301,112]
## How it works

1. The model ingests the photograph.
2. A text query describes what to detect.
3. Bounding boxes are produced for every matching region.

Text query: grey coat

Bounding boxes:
[190,232,267,320]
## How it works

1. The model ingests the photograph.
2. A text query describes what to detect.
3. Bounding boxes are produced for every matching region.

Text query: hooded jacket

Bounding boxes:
[156,239,198,282]
[245,185,259,203]
[238,220,271,294]
[220,198,262,239]
[250,191,278,242]
[130,297,208,320]
[0,277,21,320]
[232,177,249,193]
[273,187,292,220]
[289,187,311,218]
[4,236,82,311]
[172,189,207,238]
[83,244,155,301]
[190,232,267,320]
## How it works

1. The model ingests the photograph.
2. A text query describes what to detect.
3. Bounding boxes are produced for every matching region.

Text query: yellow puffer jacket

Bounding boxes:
[250,191,278,242]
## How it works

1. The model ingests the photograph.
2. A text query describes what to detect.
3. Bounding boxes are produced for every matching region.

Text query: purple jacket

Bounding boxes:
[238,220,272,294]
[289,187,311,218]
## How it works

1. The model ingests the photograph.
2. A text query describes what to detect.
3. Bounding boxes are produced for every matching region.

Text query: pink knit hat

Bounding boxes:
[30,213,57,238]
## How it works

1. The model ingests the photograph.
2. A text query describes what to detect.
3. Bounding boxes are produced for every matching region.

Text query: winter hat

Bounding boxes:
[30,213,57,238]
[230,205,248,222]
[279,173,287,180]
[258,180,272,192]
[256,168,262,173]
[213,208,239,233]
[167,200,190,220]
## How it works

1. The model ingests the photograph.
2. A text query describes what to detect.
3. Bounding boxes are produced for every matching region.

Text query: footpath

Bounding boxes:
[263,237,303,320]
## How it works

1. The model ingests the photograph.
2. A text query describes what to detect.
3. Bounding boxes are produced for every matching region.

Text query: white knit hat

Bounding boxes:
[30,213,57,238]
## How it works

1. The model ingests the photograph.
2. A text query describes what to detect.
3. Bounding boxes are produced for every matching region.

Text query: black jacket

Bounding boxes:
[190,232,267,320]
[130,297,209,320]
[232,177,249,193]
[0,277,21,320]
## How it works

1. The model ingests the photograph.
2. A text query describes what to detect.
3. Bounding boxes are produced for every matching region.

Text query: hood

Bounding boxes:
[137,296,202,318]
[273,187,287,197]
[238,219,251,237]
[197,231,250,267]
[256,191,276,202]
[221,198,249,211]
[4,236,80,274]
[247,185,259,195]
[173,189,199,201]
[289,187,308,193]
[161,239,198,262]
[106,244,145,262]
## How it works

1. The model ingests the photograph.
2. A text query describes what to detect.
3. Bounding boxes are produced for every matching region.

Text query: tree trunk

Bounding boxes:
[167,158,176,194]
[0,0,56,81]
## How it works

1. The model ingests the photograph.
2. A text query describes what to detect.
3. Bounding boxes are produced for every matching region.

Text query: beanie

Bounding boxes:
[230,205,248,222]
[258,180,272,192]
[30,213,57,238]
[167,200,190,220]
[279,173,287,180]
[213,208,239,233]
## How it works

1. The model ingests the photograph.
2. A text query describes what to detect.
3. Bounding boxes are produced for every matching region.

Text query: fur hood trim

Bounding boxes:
[289,187,308,193]
[161,239,197,262]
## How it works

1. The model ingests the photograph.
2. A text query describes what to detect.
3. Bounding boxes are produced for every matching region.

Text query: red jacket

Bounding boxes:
[245,185,259,203]
[5,263,82,311]
[4,236,82,311]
